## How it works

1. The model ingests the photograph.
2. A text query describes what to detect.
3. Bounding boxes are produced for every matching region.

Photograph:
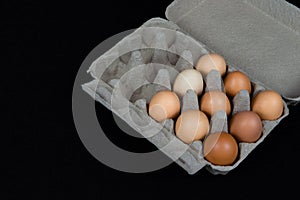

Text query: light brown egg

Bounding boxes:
[175,110,210,144]
[148,90,180,122]
[200,91,231,116]
[229,111,262,143]
[195,53,227,77]
[203,132,239,166]
[251,90,283,120]
[224,71,252,97]
[173,69,204,96]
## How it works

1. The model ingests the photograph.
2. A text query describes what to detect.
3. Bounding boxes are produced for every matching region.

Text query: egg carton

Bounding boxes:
[82,0,300,174]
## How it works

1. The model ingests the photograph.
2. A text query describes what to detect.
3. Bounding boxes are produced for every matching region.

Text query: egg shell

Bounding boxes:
[148,90,180,122]
[224,71,252,98]
[203,132,239,166]
[173,69,204,96]
[175,110,210,144]
[252,90,283,120]
[229,111,263,143]
[200,91,231,116]
[195,53,227,77]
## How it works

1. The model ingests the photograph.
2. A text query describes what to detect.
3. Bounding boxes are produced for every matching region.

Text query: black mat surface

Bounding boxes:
[5,0,300,199]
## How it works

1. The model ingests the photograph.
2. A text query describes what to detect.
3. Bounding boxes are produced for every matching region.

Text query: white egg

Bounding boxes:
[173,69,204,96]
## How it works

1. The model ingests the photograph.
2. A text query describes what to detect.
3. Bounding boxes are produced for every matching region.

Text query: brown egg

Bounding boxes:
[224,71,252,97]
[175,110,210,144]
[229,111,262,143]
[200,91,231,116]
[195,53,227,77]
[203,132,239,166]
[148,90,180,122]
[252,90,283,120]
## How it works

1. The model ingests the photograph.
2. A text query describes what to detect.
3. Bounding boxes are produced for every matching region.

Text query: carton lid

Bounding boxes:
[166,0,300,101]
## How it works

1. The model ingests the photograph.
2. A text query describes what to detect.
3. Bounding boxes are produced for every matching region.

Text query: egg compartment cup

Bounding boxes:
[82,0,299,174]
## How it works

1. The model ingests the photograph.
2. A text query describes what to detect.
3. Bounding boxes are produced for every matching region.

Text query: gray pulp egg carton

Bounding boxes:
[82,0,300,175]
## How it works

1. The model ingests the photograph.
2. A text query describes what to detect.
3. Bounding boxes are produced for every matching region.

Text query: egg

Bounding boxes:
[175,110,210,144]
[173,69,204,96]
[224,71,252,97]
[229,111,262,143]
[200,91,231,116]
[195,53,227,77]
[251,90,283,120]
[203,132,238,166]
[148,90,180,122]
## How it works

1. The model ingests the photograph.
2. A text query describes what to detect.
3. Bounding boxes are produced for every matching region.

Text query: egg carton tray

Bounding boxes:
[82,17,290,175]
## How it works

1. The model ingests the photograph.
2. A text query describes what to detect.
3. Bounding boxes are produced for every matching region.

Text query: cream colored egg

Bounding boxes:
[173,69,204,96]
[195,53,227,77]
[175,110,210,144]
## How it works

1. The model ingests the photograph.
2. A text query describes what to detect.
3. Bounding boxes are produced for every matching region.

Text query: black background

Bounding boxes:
[4,0,300,199]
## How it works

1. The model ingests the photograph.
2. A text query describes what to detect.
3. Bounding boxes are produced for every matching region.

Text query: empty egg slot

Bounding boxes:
[141,26,176,49]
[130,68,172,104]
[118,34,143,64]
[175,50,194,72]
[101,50,144,83]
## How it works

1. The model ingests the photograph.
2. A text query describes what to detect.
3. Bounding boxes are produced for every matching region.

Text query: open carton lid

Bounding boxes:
[166,0,300,102]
